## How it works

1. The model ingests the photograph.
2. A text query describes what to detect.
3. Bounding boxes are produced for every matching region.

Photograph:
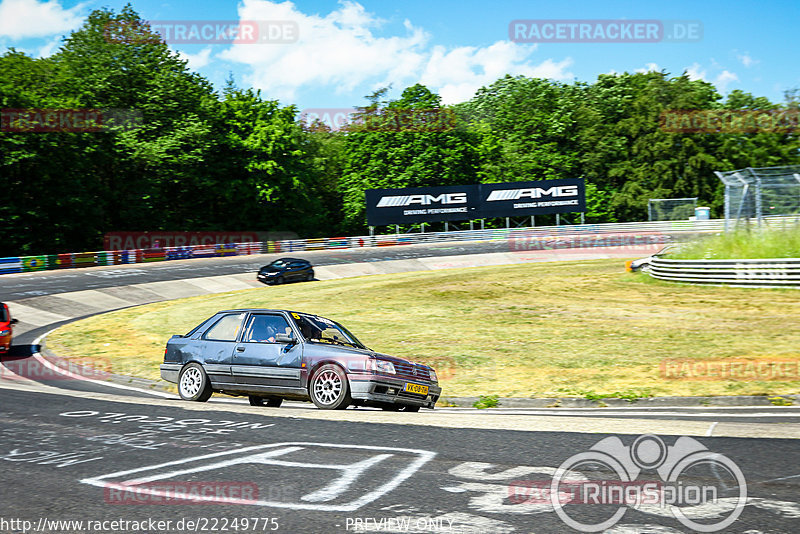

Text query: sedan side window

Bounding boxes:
[244,314,293,343]
[203,313,245,341]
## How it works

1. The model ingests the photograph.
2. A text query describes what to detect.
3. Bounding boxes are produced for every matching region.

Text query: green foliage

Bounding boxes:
[1,5,798,255]
[473,394,500,409]
[768,396,793,406]
[557,387,653,402]
[340,85,481,230]
[669,226,800,259]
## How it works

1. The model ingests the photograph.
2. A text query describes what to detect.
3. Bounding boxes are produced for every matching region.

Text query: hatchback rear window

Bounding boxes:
[203,313,245,341]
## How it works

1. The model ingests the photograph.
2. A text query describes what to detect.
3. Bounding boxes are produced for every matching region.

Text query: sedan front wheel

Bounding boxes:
[310,364,351,410]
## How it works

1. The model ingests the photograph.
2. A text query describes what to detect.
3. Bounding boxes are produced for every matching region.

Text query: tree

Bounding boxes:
[340,85,481,230]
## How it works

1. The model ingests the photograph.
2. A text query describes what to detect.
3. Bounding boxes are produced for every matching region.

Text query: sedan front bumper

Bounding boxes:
[349,374,441,409]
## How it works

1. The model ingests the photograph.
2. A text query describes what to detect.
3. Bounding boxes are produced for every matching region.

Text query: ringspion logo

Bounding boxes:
[540,434,747,532]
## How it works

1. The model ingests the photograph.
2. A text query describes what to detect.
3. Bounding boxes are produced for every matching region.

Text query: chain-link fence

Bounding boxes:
[648,197,698,221]
[716,166,800,231]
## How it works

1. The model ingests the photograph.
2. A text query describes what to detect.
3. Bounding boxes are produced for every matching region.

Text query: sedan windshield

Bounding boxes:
[291,313,366,349]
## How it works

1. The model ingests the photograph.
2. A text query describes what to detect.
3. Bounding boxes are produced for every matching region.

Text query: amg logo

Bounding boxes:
[486,185,579,201]
[376,193,468,208]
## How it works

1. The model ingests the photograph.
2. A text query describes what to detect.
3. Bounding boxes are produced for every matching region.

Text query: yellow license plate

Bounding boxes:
[404,383,429,395]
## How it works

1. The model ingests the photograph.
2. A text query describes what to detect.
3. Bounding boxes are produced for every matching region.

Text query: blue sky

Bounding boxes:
[1,0,798,114]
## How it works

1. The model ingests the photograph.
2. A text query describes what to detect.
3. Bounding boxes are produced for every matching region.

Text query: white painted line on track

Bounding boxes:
[706,421,719,436]
[439,405,800,411]
[435,409,800,418]
[82,443,437,511]
[29,328,176,399]
[759,473,800,484]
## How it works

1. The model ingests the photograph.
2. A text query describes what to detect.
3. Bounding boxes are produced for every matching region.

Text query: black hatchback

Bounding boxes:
[257,258,314,285]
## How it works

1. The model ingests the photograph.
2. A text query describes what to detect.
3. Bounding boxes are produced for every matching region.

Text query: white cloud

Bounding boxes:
[0,0,83,39]
[220,0,572,104]
[635,62,660,74]
[715,70,738,90]
[685,62,706,81]
[684,61,738,90]
[219,0,430,101]
[736,52,758,68]
[179,47,213,70]
[420,41,573,104]
[36,35,61,57]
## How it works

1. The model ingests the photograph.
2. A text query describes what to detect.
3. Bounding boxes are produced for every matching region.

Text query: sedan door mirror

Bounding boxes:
[275,333,297,345]
[10,318,18,325]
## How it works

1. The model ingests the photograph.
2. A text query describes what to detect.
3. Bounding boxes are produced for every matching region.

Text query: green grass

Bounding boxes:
[46,259,800,399]
[669,225,800,259]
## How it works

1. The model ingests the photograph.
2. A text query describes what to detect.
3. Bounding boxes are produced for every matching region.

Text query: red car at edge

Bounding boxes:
[0,302,18,353]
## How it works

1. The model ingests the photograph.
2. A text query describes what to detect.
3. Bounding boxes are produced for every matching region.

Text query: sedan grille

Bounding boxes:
[393,361,431,381]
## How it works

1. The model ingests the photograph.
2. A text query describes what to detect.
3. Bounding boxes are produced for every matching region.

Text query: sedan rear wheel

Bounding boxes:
[178,362,212,402]
[310,364,351,410]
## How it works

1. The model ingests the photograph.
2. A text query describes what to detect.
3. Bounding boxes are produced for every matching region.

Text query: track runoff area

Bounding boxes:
[2,239,800,534]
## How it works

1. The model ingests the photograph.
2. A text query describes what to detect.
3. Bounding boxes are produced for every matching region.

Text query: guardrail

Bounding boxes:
[0,218,756,276]
[648,257,800,288]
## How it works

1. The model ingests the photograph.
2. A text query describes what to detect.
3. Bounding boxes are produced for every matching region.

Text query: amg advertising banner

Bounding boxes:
[480,177,585,218]
[366,178,585,226]
[365,185,481,226]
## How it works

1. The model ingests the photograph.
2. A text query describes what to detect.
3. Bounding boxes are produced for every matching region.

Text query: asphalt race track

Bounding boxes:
[0,241,511,301]
[2,384,800,533]
[2,242,800,533]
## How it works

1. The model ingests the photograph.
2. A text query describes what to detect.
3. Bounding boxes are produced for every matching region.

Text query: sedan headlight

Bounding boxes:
[370,360,396,374]
[429,369,437,382]
[0,329,9,336]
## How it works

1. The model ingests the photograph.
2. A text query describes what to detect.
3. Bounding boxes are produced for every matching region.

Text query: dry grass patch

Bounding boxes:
[47,259,800,399]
